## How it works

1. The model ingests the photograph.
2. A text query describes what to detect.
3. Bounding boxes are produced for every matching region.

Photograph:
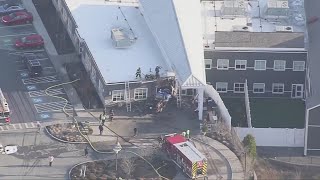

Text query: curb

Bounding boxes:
[45,125,88,144]
[68,159,111,180]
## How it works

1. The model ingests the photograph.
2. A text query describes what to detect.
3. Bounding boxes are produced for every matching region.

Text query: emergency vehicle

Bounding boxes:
[162,133,207,179]
[0,88,10,124]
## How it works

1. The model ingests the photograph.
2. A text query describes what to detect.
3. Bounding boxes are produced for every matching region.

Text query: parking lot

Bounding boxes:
[0,0,72,125]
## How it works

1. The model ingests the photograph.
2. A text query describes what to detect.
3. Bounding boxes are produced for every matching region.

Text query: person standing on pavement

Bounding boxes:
[100,112,106,125]
[36,121,41,133]
[84,147,88,158]
[48,155,54,167]
[109,109,114,121]
[133,127,138,137]
[99,125,104,135]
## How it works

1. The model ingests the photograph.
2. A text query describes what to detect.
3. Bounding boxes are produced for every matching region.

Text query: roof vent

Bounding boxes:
[275,26,293,32]
[111,28,137,48]
[232,25,250,32]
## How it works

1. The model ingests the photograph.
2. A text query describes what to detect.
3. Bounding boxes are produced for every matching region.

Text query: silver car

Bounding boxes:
[0,4,25,15]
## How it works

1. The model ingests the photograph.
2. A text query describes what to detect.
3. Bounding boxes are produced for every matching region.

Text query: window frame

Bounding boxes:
[204,59,212,69]
[134,88,148,100]
[293,61,305,71]
[234,83,245,93]
[216,82,228,93]
[272,83,285,94]
[217,59,229,70]
[254,60,267,71]
[273,60,286,71]
[253,83,265,93]
[235,60,247,70]
[112,90,125,102]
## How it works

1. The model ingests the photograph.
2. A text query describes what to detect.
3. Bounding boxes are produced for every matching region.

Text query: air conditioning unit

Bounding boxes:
[275,26,293,32]
[232,25,250,32]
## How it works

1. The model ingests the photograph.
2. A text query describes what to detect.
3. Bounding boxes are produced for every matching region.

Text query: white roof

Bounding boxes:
[174,141,206,163]
[202,0,306,49]
[139,0,206,87]
[66,0,168,83]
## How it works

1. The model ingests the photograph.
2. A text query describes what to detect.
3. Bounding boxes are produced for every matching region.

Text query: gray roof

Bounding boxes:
[305,0,320,109]
[215,32,305,48]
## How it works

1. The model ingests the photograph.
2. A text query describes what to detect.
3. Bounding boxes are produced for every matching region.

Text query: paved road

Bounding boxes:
[0,0,73,124]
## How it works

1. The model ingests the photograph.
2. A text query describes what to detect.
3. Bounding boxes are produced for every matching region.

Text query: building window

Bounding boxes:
[134,88,147,100]
[235,60,247,70]
[274,60,286,71]
[234,83,245,93]
[272,83,284,94]
[216,82,228,93]
[204,59,212,69]
[112,90,125,101]
[253,83,265,93]
[293,61,305,71]
[254,60,266,70]
[217,59,229,70]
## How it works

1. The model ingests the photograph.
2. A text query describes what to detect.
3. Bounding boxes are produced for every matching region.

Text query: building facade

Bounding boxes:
[205,50,307,98]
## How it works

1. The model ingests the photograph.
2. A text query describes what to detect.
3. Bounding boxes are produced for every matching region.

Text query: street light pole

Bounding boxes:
[113,137,122,178]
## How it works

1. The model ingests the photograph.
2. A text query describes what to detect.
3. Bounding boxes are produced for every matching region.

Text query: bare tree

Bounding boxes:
[120,155,136,178]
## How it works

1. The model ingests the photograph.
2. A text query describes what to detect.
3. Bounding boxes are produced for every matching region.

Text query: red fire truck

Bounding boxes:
[0,88,10,125]
[162,133,207,179]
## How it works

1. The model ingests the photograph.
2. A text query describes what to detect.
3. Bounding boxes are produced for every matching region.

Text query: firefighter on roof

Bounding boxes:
[136,67,141,79]
[155,66,162,79]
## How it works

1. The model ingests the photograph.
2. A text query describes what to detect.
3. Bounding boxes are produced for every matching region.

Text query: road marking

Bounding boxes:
[0,24,33,29]
[0,126,3,131]
[30,122,35,128]
[0,33,37,38]
[24,123,29,128]
[10,124,17,130]
[34,101,73,113]
[29,88,65,97]
[18,123,22,129]
[27,85,37,91]
[9,49,45,55]
[17,69,28,72]
[43,67,54,69]
[22,76,59,84]
[16,58,49,63]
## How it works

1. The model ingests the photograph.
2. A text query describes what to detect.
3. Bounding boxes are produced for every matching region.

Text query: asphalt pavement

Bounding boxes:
[0,0,73,124]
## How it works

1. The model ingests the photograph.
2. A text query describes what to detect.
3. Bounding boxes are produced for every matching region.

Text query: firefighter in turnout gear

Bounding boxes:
[136,67,141,79]
[155,66,161,79]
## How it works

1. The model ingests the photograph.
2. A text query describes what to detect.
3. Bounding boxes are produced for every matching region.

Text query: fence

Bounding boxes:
[204,85,232,130]
[235,127,305,147]
[244,79,252,128]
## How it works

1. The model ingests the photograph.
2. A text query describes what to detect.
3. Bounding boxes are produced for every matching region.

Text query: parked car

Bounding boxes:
[1,11,33,25]
[0,4,25,15]
[0,144,18,155]
[22,54,43,77]
[15,34,44,49]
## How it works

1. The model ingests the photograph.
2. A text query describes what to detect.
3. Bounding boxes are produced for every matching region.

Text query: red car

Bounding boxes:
[15,34,44,49]
[1,11,33,25]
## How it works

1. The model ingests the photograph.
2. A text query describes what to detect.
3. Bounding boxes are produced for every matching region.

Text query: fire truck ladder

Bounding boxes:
[176,79,182,108]
[125,81,131,112]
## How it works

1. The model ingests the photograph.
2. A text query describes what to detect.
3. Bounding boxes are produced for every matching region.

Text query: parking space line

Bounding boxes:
[29,88,65,97]
[30,122,35,128]
[22,76,59,85]
[24,123,29,128]
[0,24,33,29]
[34,101,73,113]
[0,33,37,38]
[9,49,45,55]
[18,123,22,129]
[0,126,3,131]
[10,124,17,130]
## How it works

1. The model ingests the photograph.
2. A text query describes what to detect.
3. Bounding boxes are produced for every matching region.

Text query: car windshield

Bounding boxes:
[3,4,9,10]
[9,13,16,18]
[21,37,27,43]
[32,66,42,73]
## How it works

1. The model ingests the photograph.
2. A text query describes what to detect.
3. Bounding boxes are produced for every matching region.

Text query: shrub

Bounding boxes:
[242,134,257,158]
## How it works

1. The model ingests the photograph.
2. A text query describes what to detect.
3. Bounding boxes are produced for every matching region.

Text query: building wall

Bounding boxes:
[52,0,107,103]
[204,50,307,98]
[306,106,320,151]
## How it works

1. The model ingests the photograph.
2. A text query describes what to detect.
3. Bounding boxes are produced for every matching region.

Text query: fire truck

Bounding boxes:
[0,88,10,125]
[162,133,207,179]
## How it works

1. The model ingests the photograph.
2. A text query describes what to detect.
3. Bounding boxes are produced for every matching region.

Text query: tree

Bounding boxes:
[120,155,136,178]
[242,134,257,158]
